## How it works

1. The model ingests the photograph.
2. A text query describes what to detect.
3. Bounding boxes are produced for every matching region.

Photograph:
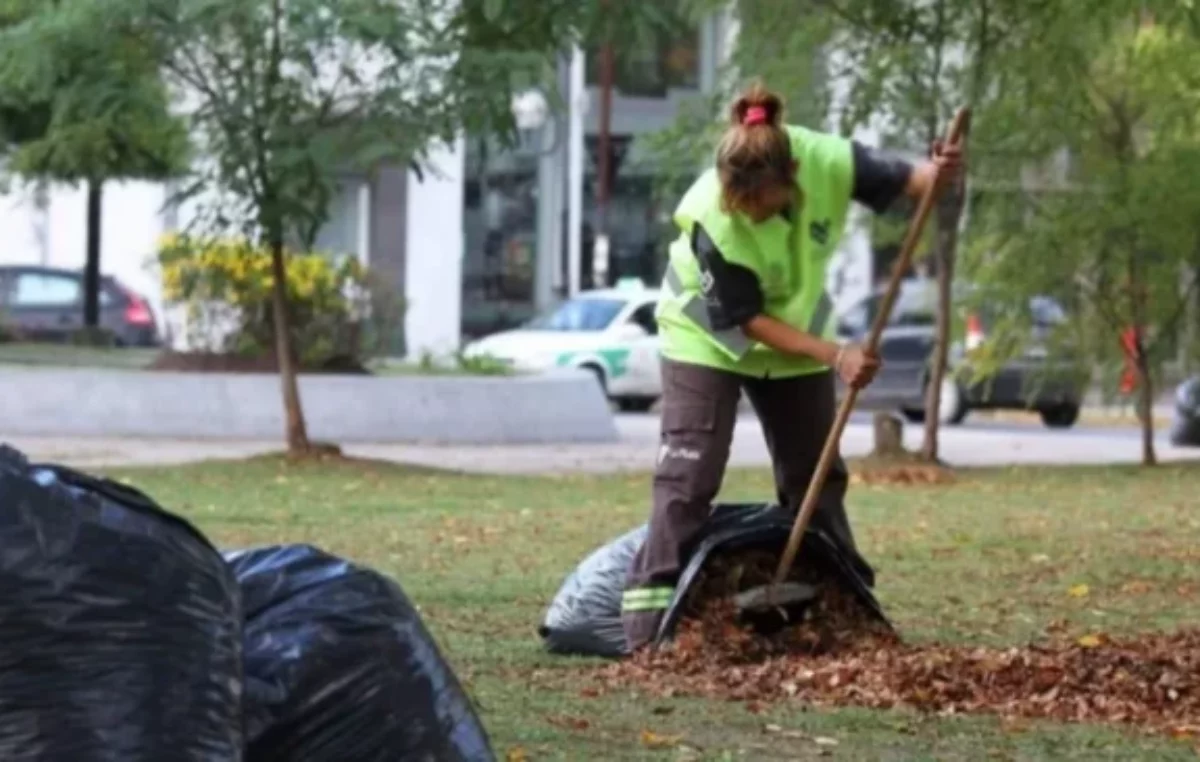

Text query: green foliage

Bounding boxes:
[637,0,837,213]
[0,2,188,184]
[411,348,513,376]
[157,233,403,366]
[960,4,1200,400]
[17,0,670,250]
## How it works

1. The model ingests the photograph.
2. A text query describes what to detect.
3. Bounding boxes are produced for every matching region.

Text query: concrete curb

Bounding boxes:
[0,367,619,445]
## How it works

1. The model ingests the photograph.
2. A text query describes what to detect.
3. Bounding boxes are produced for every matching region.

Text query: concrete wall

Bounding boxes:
[403,139,465,359]
[0,366,619,445]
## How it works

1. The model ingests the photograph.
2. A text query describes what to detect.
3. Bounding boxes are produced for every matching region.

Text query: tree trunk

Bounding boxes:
[1135,342,1156,466]
[269,239,311,453]
[83,180,103,328]
[920,180,965,462]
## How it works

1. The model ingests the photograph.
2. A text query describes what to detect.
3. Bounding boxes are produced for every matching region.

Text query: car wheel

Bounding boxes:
[912,377,967,426]
[580,363,607,395]
[900,408,925,424]
[615,396,658,413]
[1040,404,1080,429]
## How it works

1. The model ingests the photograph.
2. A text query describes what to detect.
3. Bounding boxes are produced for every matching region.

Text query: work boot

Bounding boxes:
[621,610,664,654]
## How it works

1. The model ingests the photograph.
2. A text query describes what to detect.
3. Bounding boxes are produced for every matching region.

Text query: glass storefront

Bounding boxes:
[461,139,540,338]
[578,146,673,290]
[461,8,705,339]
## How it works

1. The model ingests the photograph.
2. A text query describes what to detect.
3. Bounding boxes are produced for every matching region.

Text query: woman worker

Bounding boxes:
[621,83,963,652]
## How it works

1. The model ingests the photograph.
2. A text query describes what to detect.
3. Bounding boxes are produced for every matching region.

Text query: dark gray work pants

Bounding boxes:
[621,358,860,651]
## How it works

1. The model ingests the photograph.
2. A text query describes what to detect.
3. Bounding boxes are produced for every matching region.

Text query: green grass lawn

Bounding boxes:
[109,458,1200,761]
[0,342,159,369]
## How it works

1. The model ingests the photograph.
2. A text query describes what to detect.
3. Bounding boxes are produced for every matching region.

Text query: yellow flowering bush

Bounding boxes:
[158,233,401,367]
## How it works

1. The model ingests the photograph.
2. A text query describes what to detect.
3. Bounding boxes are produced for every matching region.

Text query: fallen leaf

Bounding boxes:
[1120,580,1153,595]
[597,551,1200,741]
[639,729,682,749]
[764,723,809,740]
[1068,584,1090,598]
[546,714,590,731]
[504,747,528,762]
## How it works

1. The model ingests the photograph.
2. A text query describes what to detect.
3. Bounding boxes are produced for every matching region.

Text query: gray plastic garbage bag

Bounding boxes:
[226,544,495,762]
[0,445,243,761]
[539,525,648,658]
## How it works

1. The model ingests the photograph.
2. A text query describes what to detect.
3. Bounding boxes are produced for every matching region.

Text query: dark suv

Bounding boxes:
[0,265,160,347]
[838,279,1086,428]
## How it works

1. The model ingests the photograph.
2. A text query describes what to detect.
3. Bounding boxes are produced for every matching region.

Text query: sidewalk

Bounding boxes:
[4,412,1196,476]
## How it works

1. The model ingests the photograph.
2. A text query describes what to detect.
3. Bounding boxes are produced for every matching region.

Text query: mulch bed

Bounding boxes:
[850,464,957,486]
[597,553,1200,740]
[149,351,371,375]
[851,451,957,486]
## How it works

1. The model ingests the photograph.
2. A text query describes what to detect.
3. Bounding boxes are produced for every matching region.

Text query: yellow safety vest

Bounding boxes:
[655,125,855,378]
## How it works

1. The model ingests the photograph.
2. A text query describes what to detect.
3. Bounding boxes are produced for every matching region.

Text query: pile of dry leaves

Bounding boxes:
[599,555,1200,738]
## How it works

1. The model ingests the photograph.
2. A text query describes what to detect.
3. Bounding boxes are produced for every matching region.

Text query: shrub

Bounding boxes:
[157,234,403,367]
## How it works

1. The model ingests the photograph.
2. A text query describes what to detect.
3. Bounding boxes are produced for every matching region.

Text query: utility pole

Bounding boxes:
[594,0,615,289]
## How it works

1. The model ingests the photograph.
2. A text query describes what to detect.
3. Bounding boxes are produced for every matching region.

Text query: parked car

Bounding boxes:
[461,280,662,411]
[0,265,160,347]
[1169,376,1200,446]
[838,279,1086,428]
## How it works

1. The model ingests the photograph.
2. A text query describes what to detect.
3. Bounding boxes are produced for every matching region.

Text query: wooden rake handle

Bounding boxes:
[768,107,972,592]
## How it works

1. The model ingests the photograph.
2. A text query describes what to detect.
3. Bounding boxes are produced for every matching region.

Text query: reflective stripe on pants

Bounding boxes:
[620,585,675,613]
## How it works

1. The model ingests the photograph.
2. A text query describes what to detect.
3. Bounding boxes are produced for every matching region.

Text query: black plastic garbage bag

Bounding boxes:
[226,544,495,762]
[539,503,883,658]
[0,445,243,761]
[656,502,886,644]
[539,525,647,658]
[1170,376,1200,447]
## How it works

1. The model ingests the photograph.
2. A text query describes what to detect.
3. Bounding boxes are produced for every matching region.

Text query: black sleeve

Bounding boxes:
[692,224,764,330]
[851,140,914,214]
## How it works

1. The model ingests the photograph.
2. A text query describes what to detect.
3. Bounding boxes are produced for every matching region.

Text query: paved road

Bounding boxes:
[3,411,1195,475]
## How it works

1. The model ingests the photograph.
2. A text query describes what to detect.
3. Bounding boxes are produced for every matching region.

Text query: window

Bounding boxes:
[880,335,931,362]
[838,300,871,337]
[527,298,625,332]
[306,177,369,259]
[1029,296,1066,326]
[629,302,658,335]
[12,273,80,307]
[895,309,935,328]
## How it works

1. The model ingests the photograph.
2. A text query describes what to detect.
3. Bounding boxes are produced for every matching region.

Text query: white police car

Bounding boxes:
[462,280,663,411]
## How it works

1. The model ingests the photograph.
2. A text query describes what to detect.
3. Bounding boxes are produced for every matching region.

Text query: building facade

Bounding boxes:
[0,4,882,358]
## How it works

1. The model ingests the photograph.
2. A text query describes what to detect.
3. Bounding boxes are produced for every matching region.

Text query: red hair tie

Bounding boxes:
[743,106,768,126]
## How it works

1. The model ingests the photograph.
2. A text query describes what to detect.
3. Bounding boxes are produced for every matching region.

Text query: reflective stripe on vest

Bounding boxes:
[664,265,752,359]
[664,264,836,352]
